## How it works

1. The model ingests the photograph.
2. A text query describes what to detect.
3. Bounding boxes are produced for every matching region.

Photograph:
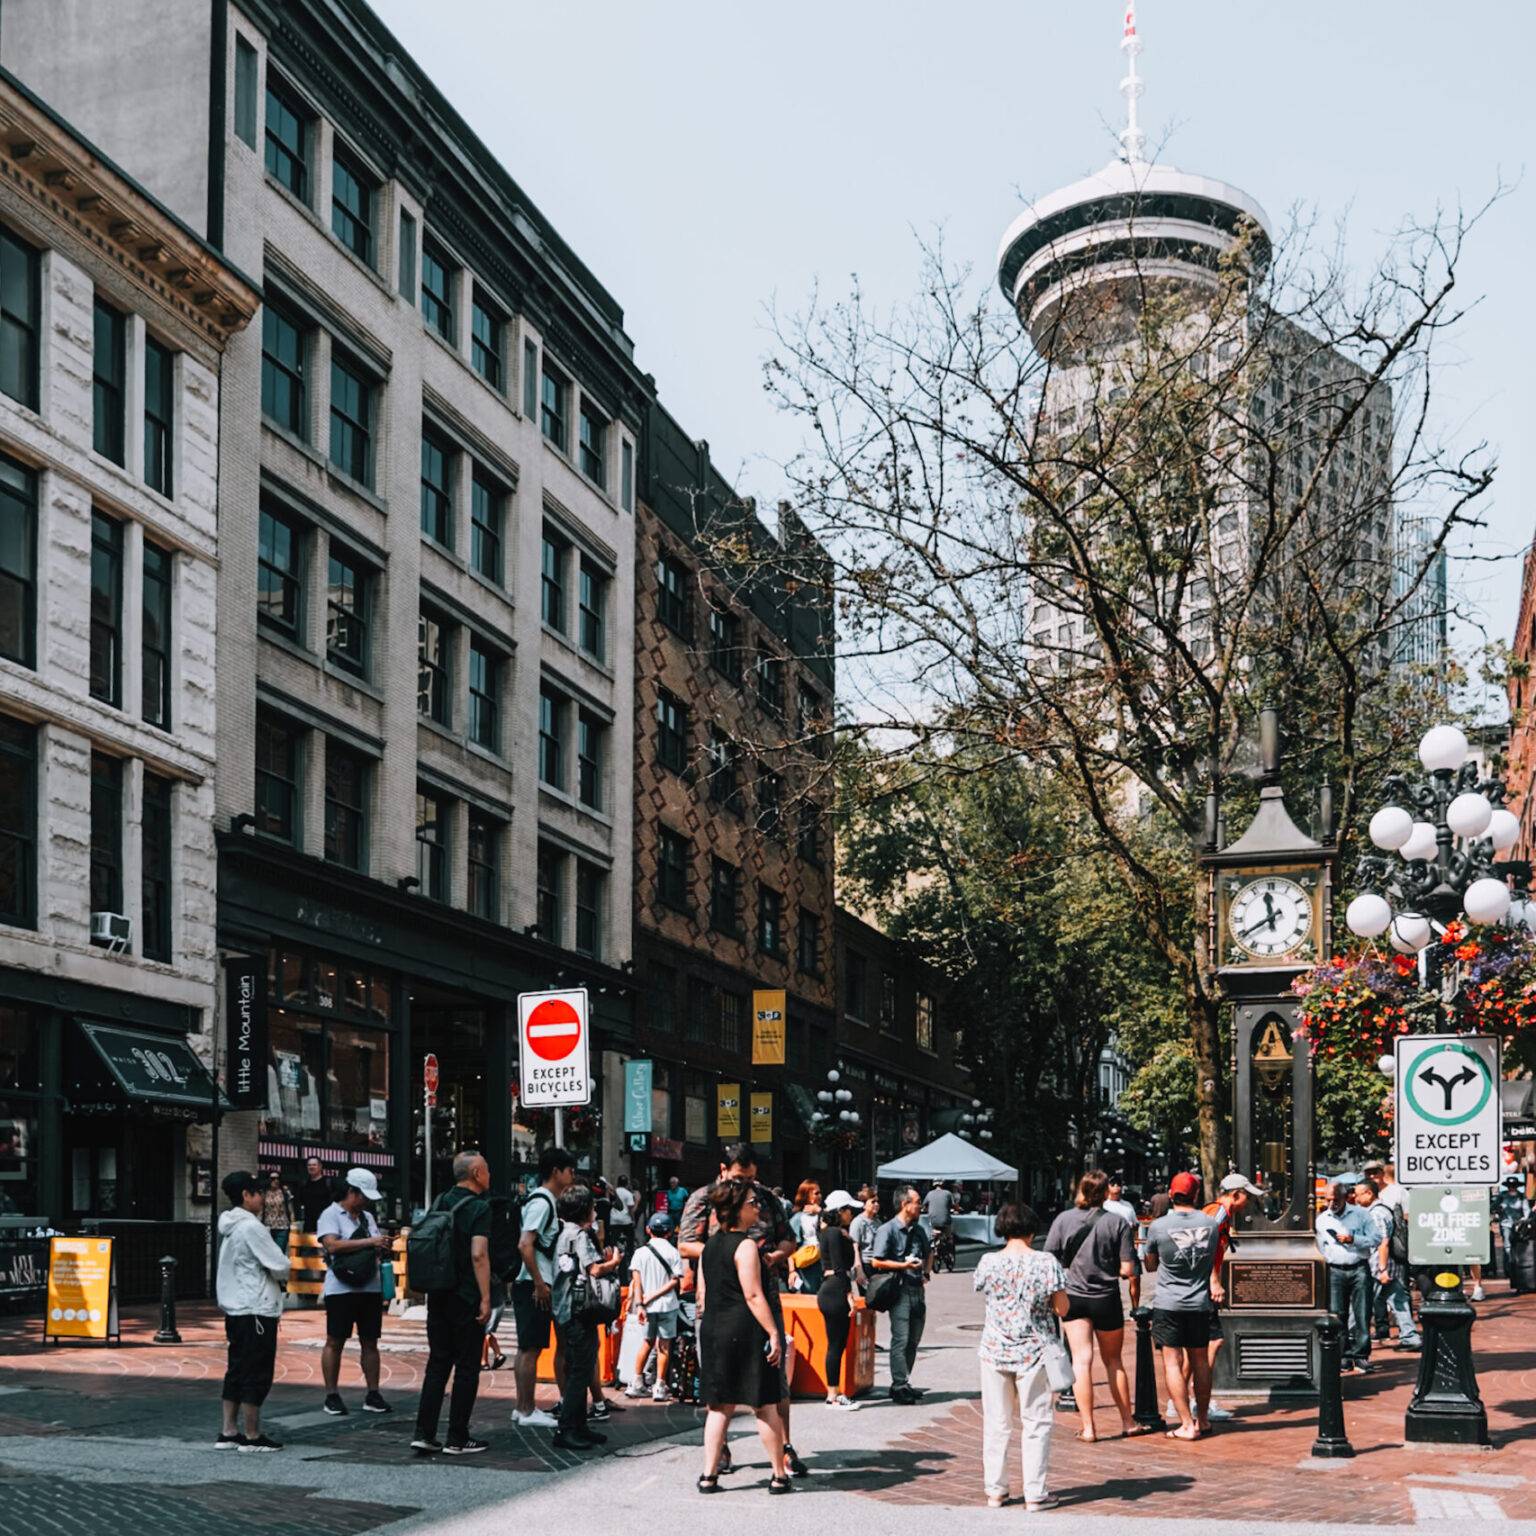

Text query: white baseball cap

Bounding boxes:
[1220,1173,1263,1198]
[345,1167,382,1202]
[823,1189,860,1214]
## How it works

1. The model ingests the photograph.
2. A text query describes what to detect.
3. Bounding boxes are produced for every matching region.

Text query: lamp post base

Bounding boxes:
[1405,1277,1489,1446]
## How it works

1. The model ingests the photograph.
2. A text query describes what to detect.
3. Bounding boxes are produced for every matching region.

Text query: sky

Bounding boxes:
[372,0,1533,709]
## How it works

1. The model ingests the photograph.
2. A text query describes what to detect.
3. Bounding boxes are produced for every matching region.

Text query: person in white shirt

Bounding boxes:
[609,1175,637,1262]
[625,1212,686,1401]
[1314,1183,1372,1372]
[1104,1175,1141,1309]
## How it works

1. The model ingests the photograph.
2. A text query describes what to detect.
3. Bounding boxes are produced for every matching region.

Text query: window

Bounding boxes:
[420,238,454,341]
[578,399,606,485]
[540,527,567,630]
[536,841,563,942]
[143,338,174,497]
[329,356,372,485]
[621,439,634,512]
[141,540,172,729]
[709,857,739,935]
[577,710,604,810]
[258,505,302,634]
[706,729,741,814]
[260,302,307,436]
[0,229,38,410]
[655,688,688,774]
[755,651,784,717]
[467,811,499,920]
[758,885,783,955]
[880,972,897,1033]
[648,963,678,1034]
[468,639,500,752]
[718,991,744,1054]
[0,455,36,668]
[538,685,567,788]
[797,802,822,866]
[415,789,448,900]
[756,769,782,836]
[420,427,454,546]
[89,753,123,922]
[141,772,172,962]
[540,362,567,448]
[797,909,821,975]
[845,951,867,1020]
[657,826,690,911]
[234,35,258,147]
[264,77,309,200]
[330,147,374,263]
[417,609,451,725]
[325,546,367,674]
[322,742,368,870]
[92,301,126,463]
[254,710,301,842]
[523,339,538,417]
[708,603,741,682]
[575,861,603,958]
[90,512,123,706]
[799,683,829,756]
[0,715,36,927]
[656,553,691,637]
[916,993,935,1052]
[398,209,417,300]
[469,469,503,582]
[471,290,502,388]
[578,560,607,660]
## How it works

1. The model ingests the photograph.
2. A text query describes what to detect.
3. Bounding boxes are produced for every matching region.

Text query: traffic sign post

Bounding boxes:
[517,989,592,1116]
[1393,1034,1501,1185]
[424,1053,439,1208]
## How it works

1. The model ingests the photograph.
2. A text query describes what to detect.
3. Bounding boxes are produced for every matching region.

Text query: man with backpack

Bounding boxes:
[511,1146,576,1429]
[1355,1177,1420,1352]
[316,1168,395,1416]
[410,1151,494,1455]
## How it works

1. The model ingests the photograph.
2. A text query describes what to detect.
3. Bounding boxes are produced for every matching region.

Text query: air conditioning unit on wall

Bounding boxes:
[91,911,132,952]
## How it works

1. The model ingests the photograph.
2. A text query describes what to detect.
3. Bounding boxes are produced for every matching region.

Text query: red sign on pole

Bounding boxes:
[424,1052,439,1109]
[517,988,591,1107]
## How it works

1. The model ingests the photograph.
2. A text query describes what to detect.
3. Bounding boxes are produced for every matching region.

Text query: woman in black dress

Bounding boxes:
[697,1179,789,1494]
[816,1190,862,1408]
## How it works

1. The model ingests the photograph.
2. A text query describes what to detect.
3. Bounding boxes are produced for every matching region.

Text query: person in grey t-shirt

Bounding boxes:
[1143,1174,1221,1439]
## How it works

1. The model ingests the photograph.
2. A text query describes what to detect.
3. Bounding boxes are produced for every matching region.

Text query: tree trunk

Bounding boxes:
[1186,979,1227,1191]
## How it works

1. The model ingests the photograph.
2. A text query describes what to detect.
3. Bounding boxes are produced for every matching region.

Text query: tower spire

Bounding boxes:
[1119,1,1147,164]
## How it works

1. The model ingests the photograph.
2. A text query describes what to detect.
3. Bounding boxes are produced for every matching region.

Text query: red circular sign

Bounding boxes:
[526,997,582,1062]
[424,1053,439,1091]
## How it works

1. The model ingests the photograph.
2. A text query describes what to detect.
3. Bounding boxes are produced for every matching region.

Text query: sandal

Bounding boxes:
[768,1474,792,1495]
[697,1474,722,1494]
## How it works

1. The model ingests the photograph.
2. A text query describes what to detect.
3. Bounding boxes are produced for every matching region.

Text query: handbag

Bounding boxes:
[328,1214,380,1288]
[864,1271,899,1312]
[1040,1321,1075,1392]
[790,1242,822,1270]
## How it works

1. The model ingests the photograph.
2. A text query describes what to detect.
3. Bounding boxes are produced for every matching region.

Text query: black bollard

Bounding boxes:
[1131,1306,1162,1430]
[1311,1314,1354,1458]
[1405,1271,1489,1445]
[152,1254,181,1345]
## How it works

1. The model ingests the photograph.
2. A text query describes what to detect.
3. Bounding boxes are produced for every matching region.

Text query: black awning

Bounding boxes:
[72,1022,229,1115]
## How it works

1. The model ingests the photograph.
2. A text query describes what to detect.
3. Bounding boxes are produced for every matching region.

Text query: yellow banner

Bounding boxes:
[718,1082,741,1138]
[752,990,786,1065]
[750,1091,774,1143]
[46,1236,114,1339]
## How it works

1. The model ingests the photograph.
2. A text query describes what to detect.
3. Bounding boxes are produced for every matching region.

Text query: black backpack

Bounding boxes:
[408,1192,476,1295]
[510,1187,560,1270]
[1389,1204,1409,1266]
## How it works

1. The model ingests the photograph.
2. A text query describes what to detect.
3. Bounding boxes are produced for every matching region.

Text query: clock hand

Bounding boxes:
[1262,892,1277,929]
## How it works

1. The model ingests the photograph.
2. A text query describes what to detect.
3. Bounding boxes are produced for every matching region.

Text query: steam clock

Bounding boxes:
[1201,711,1332,1397]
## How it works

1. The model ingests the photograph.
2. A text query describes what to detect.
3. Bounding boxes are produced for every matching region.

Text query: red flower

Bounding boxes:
[1456,943,1479,962]
[1392,954,1417,977]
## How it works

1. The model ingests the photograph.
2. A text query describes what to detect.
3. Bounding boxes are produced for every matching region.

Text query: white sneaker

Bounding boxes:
[825,1393,861,1411]
[623,1383,647,1399]
[651,1386,671,1403]
[511,1407,557,1428]
[1205,1401,1233,1421]
[1471,1285,1487,1301]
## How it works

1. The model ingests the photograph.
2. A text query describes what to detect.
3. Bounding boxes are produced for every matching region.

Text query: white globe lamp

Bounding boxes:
[1399,822,1438,863]
[1419,725,1469,773]
[1378,1055,1396,1077]
[1464,877,1511,926]
[1369,805,1414,851]
[1447,792,1493,840]
[1346,892,1392,938]
[1389,912,1432,953]
[1487,808,1520,855]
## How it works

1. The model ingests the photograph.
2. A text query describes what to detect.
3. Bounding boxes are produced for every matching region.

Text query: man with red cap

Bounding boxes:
[1142,1172,1222,1439]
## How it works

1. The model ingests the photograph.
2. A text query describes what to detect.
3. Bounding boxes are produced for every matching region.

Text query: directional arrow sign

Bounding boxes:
[1394,1034,1501,1187]
[517,988,592,1108]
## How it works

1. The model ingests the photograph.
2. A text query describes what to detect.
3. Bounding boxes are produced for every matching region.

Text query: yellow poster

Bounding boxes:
[717,1082,741,1137]
[46,1236,115,1340]
[750,1091,773,1143]
[751,990,786,1065]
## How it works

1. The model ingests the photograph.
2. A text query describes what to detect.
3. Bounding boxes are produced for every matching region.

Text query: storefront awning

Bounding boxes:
[72,1021,228,1116]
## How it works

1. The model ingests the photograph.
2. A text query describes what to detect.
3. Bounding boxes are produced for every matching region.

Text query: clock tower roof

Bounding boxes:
[1215,785,1321,862]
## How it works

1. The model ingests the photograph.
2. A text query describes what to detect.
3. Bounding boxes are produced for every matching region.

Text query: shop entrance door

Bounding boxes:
[63,1114,174,1220]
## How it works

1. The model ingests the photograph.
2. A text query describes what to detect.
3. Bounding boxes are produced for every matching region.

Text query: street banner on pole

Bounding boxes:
[1407,1185,1492,1266]
[718,1083,741,1137]
[1394,1034,1501,1186]
[750,1091,773,1143]
[224,956,266,1109]
[518,988,592,1107]
[752,991,786,1065]
[623,1059,653,1133]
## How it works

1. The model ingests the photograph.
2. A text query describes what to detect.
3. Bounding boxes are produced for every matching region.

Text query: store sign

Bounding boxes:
[517,988,592,1107]
[718,1083,741,1138]
[750,1091,773,1143]
[224,956,267,1110]
[751,991,786,1065]
[1394,1034,1501,1185]
[624,1060,653,1133]
[1408,1185,1492,1265]
[650,1135,683,1161]
[44,1237,117,1341]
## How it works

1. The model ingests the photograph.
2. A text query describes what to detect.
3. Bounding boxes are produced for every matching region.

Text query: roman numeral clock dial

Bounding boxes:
[1227,876,1313,959]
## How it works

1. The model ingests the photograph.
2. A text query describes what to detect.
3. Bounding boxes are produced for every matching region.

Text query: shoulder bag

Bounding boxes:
[329,1213,380,1287]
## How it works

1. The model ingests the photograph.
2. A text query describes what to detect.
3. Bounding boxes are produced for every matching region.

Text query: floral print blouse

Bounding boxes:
[973,1247,1068,1370]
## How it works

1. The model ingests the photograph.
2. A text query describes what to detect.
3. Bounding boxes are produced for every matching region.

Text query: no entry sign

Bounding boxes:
[517,988,591,1107]
[424,1053,439,1109]
[1394,1034,1502,1186]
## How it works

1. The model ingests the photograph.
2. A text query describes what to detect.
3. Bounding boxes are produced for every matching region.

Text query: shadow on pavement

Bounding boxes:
[1055,1473,1195,1506]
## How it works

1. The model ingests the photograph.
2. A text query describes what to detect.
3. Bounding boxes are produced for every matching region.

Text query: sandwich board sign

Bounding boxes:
[517,988,591,1107]
[1394,1034,1501,1186]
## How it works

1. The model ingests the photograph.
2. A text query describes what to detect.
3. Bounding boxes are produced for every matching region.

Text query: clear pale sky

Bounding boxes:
[373,0,1532,698]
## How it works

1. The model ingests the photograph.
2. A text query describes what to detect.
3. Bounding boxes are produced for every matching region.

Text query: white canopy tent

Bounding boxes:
[876,1132,1018,1183]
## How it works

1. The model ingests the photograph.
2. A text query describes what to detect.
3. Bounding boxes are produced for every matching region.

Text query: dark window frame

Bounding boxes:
[330,144,375,264]
[141,539,172,729]
[657,826,691,912]
[469,467,503,584]
[257,504,303,636]
[845,950,868,1021]
[323,741,369,871]
[415,787,448,900]
[574,860,603,958]
[89,752,123,922]
[797,908,821,975]
[325,544,368,676]
[536,841,563,943]
[540,527,567,631]
[655,688,688,775]
[755,650,784,718]
[468,638,500,752]
[0,455,37,670]
[540,361,568,449]
[706,728,742,815]
[0,714,37,928]
[263,76,310,201]
[141,772,173,961]
[470,288,503,389]
[467,810,500,921]
[142,337,174,497]
[578,559,607,661]
[577,709,604,811]
[656,552,692,638]
[234,35,258,148]
[92,299,126,463]
[89,511,123,707]
[328,353,373,487]
[0,228,39,411]
[757,884,783,956]
[417,608,452,726]
[420,426,454,547]
[538,684,568,790]
[708,602,742,683]
[709,857,740,937]
[420,236,455,342]
[254,709,301,844]
[260,301,307,438]
[578,399,606,485]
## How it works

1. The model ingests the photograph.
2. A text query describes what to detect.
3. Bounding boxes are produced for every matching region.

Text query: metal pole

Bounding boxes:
[1130,1306,1162,1430]
[554,1108,565,1149]
[1311,1315,1355,1458]
[424,1101,432,1210]
[152,1255,181,1345]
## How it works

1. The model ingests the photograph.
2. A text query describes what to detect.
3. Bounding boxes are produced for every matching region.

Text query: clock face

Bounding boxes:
[1228,877,1313,959]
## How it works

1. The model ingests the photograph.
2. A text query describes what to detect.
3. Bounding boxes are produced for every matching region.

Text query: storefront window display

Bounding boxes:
[0,1005,40,1215]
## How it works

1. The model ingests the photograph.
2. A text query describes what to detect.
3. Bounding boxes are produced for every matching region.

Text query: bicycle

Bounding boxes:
[932,1223,957,1273]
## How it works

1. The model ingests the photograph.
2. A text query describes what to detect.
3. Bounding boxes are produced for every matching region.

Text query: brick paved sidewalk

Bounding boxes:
[868,1278,1536,1524]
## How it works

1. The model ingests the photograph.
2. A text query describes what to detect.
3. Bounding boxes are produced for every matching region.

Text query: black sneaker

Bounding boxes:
[363,1391,392,1413]
[323,1393,348,1416]
[443,1438,489,1455]
[238,1434,283,1453]
[552,1429,605,1450]
[588,1400,612,1421]
[410,1435,443,1454]
[214,1433,245,1450]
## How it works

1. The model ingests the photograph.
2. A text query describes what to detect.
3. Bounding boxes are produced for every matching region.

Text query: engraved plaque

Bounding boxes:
[1226,1258,1320,1310]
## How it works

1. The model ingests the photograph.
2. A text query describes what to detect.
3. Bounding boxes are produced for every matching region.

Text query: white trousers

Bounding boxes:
[978,1356,1054,1502]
